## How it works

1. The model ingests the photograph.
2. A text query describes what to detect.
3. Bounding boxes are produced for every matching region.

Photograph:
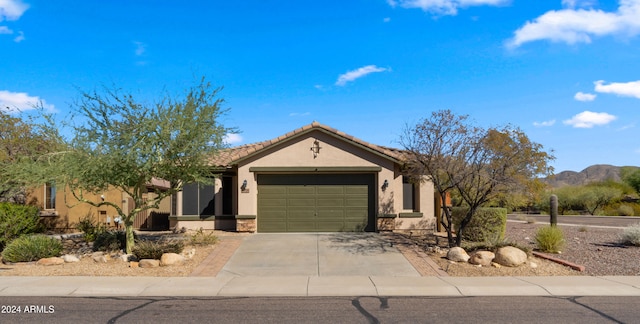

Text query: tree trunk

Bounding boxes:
[124,217,135,254]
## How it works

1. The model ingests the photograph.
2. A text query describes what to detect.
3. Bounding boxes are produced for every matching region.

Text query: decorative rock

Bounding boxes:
[160,253,185,266]
[139,259,160,268]
[529,262,538,269]
[469,251,495,266]
[129,261,139,268]
[37,257,64,266]
[491,262,502,268]
[62,254,80,263]
[446,247,470,262]
[92,252,110,263]
[494,246,528,267]
[181,248,196,260]
[120,254,137,262]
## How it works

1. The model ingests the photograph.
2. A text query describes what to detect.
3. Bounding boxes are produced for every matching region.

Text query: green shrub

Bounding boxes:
[76,214,107,242]
[132,240,184,260]
[535,226,565,253]
[0,202,44,249]
[189,228,218,246]
[93,230,128,252]
[617,205,635,216]
[451,207,507,242]
[1,235,63,263]
[621,223,640,246]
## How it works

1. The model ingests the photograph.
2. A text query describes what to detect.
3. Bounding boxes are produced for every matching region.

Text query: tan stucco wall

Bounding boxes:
[27,185,170,231]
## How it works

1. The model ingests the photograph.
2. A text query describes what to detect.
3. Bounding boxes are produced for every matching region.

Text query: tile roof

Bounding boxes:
[209,121,407,167]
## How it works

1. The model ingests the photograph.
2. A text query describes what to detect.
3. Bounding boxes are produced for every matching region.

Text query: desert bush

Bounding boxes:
[535,225,565,253]
[1,235,63,263]
[76,213,106,242]
[621,223,640,246]
[132,239,184,260]
[452,207,507,242]
[0,202,44,249]
[189,228,218,246]
[93,230,128,252]
[617,205,635,216]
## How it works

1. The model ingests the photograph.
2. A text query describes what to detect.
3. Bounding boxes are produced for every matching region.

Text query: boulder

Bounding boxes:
[494,246,528,267]
[469,251,495,266]
[92,252,110,263]
[129,261,139,268]
[119,254,137,262]
[139,259,160,268]
[37,257,64,266]
[181,248,196,260]
[62,254,80,263]
[160,253,185,266]
[447,247,470,262]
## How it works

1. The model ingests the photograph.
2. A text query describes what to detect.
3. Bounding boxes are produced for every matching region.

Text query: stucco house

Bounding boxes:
[28,181,172,231]
[170,122,437,234]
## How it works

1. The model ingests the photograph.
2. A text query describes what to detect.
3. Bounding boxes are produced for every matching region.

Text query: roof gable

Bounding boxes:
[210,122,405,167]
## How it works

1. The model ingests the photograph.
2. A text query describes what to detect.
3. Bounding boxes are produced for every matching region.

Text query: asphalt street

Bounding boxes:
[0,296,637,323]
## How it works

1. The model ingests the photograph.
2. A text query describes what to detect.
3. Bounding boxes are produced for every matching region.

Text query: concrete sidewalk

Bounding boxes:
[1,275,640,297]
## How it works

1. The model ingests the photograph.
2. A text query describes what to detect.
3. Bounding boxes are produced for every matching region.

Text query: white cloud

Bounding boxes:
[13,29,22,42]
[574,91,597,101]
[0,25,11,33]
[563,110,617,128]
[383,17,391,22]
[0,90,55,113]
[223,133,243,145]
[533,119,556,127]
[0,0,29,21]
[507,0,640,48]
[133,41,147,56]
[335,65,389,86]
[594,80,640,99]
[289,112,311,117]
[387,0,509,16]
[562,0,597,9]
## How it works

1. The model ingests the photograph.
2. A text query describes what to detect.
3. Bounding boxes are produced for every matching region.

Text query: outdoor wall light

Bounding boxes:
[382,179,389,191]
[241,179,248,190]
[310,139,322,158]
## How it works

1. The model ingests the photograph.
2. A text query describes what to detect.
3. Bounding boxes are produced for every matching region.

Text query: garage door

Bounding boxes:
[257,174,375,232]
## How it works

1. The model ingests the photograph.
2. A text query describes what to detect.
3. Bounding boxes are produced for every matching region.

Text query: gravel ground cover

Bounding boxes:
[424,221,640,276]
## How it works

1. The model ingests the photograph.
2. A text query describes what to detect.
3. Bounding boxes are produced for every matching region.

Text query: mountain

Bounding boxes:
[545,164,632,188]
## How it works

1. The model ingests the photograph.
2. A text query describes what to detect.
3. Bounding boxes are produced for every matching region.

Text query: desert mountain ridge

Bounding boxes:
[544,164,639,188]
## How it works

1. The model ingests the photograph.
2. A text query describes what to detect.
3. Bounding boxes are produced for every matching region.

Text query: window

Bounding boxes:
[45,182,56,209]
[402,176,415,211]
[182,182,214,216]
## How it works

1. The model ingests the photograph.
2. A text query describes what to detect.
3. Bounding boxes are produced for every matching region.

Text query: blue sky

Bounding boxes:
[1,0,639,172]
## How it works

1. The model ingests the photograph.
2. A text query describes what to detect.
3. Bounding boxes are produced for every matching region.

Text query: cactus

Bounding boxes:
[550,194,558,227]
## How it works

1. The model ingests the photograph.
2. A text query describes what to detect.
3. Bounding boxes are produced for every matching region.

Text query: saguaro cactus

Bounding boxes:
[550,194,558,227]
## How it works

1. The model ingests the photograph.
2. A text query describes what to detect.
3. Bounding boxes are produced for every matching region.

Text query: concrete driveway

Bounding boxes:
[219,233,420,277]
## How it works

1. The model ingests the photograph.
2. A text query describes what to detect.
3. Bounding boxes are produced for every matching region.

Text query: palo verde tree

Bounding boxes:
[5,78,234,253]
[0,109,58,204]
[401,110,554,246]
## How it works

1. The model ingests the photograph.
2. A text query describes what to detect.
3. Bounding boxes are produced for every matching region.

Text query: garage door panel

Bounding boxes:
[289,186,316,194]
[317,186,345,194]
[317,197,345,207]
[260,198,287,207]
[288,198,316,207]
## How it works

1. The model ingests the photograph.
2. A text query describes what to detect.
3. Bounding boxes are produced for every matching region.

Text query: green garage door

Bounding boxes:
[257,174,375,232]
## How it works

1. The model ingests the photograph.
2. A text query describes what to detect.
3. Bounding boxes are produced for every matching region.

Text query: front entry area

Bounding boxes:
[257,174,375,232]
